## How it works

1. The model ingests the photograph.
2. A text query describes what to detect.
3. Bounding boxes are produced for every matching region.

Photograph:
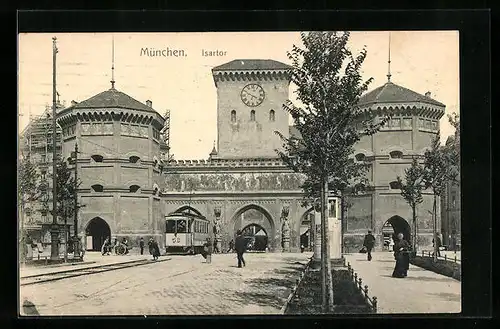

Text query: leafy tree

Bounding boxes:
[276,31,387,312]
[422,132,459,261]
[397,157,425,252]
[18,154,40,259]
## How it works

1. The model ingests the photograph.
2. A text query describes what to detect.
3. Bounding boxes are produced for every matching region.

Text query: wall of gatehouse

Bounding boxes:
[162,196,312,253]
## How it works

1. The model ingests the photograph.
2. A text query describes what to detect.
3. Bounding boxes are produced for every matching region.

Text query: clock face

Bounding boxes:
[241,84,265,107]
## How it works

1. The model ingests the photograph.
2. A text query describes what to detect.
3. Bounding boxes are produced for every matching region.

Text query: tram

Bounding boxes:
[164,211,211,254]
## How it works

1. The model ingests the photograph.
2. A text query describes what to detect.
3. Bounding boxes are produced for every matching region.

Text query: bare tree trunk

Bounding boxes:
[321,178,334,311]
[320,191,327,311]
[433,195,438,262]
[412,204,417,252]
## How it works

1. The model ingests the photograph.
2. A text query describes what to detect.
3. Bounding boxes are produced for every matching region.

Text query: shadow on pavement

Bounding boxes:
[229,291,284,309]
[246,277,295,289]
[399,276,456,283]
[427,292,461,302]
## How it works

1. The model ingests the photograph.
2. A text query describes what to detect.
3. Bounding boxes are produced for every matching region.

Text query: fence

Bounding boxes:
[420,250,461,264]
[281,257,312,314]
[346,262,378,313]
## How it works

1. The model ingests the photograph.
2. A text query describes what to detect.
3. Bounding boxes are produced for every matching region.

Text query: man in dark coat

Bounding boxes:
[139,237,145,255]
[148,238,160,260]
[227,239,235,253]
[363,230,376,261]
[234,230,247,268]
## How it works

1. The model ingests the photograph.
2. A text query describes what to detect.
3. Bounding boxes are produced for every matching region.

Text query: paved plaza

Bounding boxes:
[343,251,461,314]
[20,252,312,316]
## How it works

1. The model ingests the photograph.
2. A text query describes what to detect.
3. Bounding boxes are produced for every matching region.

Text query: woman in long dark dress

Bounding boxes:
[392,232,410,278]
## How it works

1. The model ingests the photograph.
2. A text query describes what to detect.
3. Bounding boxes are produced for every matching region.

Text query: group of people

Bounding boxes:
[362,230,411,278]
[101,236,160,260]
[200,229,248,268]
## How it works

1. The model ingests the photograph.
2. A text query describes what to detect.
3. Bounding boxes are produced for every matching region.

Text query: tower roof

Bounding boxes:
[358,81,445,107]
[72,88,158,114]
[212,59,292,72]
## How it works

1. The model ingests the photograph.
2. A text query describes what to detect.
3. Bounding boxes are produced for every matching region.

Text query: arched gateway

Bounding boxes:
[232,204,276,251]
[382,215,411,247]
[85,217,111,251]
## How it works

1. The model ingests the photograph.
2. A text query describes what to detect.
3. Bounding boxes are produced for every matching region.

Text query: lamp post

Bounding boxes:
[49,36,60,262]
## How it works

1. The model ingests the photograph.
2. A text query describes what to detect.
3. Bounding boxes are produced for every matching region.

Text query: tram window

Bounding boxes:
[177,220,187,233]
[166,220,176,233]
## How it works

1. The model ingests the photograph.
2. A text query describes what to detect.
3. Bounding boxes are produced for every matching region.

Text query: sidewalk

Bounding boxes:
[20,252,152,278]
[343,252,461,314]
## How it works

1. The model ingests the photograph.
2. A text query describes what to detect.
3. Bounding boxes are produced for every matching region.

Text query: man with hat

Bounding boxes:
[363,229,376,261]
[234,229,247,268]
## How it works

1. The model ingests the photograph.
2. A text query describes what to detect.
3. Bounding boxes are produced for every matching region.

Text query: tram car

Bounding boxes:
[165,211,211,254]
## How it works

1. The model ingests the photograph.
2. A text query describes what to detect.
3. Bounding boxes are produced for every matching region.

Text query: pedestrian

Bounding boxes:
[392,232,410,278]
[213,238,220,254]
[363,230,376,261]
[300,244,305,253]
[139,237,145,255]
[203,238,213,264]
[227,239,235,253]
[101,237,111,256]
[148,237,160,260]
[388,236,395,252]
[122,237,129,254]
[234,230,247,268]
[432,234,442,257]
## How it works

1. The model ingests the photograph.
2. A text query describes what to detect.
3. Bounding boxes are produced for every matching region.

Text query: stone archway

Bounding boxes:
[231,204,276,251]
[241,224,268,251]
[382,215,411,247]
[173,205,203,216]
[85,217,111,251]
[300,207,315,251]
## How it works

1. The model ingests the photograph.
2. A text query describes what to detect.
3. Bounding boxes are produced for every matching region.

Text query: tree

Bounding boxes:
[276,31,387,312]
[18,154,40,260]
[422,132,459,261]
[397,157,425,252]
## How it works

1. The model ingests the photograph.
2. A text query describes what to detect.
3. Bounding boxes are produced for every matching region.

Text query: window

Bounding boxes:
[91,155,104,163]
[355,153,366,161]
[451,192,457,208]
[389,150,403,159]
[403,118,412,129]
[231,110,236,123]
[329,200,337,218]
[390,118,401,129]
[91,184,103,192]
[166,220,176,233]
[389,181,402,189]
[418,118,425,128]
[425,119,431,130]
[129,185,140,193]
[153,128,160,140]
[269,110,275,122]
[177,220,187,233]
[250,110,256,121]
[431,121,438,131]
[154,187,159,195]
[129,156,140,163]
[41,154,46,163]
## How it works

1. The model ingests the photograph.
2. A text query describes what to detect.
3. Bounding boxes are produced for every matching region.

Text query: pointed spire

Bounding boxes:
[387,32,392,82]
[110,35,116,89]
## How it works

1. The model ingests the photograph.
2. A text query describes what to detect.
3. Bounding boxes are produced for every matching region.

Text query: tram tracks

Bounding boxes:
[20,258,171,286]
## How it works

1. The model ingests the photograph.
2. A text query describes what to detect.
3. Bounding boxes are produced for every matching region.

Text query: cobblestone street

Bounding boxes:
[20,252,312,316]
[343,252,461,313]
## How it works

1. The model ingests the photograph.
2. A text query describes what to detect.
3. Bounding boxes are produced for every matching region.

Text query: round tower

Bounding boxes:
[348,80,445,250]
[57,86,166,252]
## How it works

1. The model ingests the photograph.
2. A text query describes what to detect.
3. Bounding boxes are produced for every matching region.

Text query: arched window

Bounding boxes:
[91,184,103,192]
[129,156,140,163]
[389,150,403,159]
[355,153,366,161]
[129,185,140,193]
[269,109,275,122]
[250,110,256,121]
[389,181,402,190]
[231,110,236,123]
[91,155,104,163]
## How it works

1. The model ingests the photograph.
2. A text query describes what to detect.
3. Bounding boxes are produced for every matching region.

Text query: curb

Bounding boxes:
[280,257,312,314]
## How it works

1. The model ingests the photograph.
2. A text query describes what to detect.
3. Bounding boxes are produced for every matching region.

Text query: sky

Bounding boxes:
[18,31,459,160]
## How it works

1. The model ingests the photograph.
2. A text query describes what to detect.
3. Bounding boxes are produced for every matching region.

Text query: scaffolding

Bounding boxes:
[160,110,171,161]
[19,102,65,232]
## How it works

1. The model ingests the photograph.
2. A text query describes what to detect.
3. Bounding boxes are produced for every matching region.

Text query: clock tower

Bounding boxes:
[212,59,292,159]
